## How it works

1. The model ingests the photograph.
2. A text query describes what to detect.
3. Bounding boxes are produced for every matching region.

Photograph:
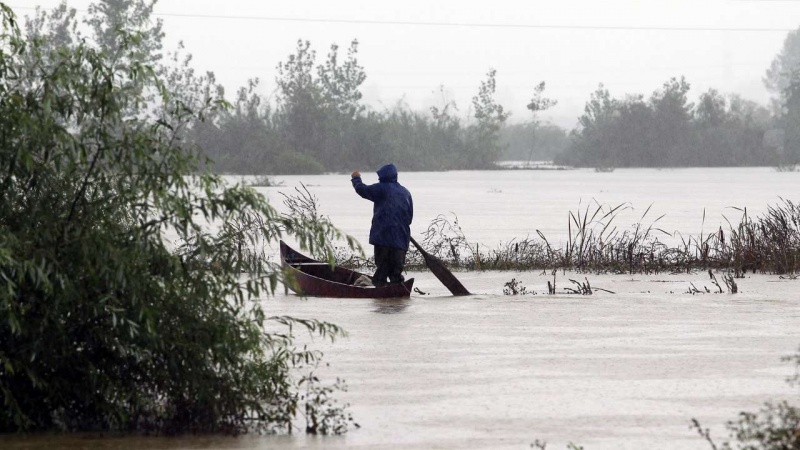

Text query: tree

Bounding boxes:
[317,39,366,119]
[315,40,367,169]
[648,76,693,165]
[783,68,800,165]
[23,2,77,53]
[558,78,774,168]
[727,94,771,128]
[695,88,728,128]
[468,68,510,168]
[576,84,617,134]
[1,3,353,434]
[85,0,166,118]
[428,86,464,168]
[562,84,620,167]
[275,40,326,164]
[765,26,800,112]
[524,81,557,165]
[273,39,367,170]
[85,0,163,62]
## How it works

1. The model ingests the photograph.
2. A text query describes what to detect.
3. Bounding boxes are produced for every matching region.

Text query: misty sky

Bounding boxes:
[14,0,800,128]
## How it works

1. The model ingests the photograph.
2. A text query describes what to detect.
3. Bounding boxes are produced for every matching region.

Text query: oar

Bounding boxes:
[409,236,471,296]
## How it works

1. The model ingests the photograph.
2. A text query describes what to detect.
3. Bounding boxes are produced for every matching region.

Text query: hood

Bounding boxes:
[377,163,398,182]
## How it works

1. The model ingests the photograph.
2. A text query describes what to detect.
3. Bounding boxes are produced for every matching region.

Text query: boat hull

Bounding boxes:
[280,241,413,298]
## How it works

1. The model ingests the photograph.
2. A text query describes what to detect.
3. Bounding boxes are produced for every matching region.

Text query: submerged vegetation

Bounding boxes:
[0,2,356,435]
[692,347,800,450]
[319,190,800,280]
[278,172,799,290]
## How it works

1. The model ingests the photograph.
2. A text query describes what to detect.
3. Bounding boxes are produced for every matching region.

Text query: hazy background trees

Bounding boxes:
[201,39,796,173]
[154,9,800,172]
[558,26,800,169]
[23,1,800,176]
[190,22,800,173]
[189,43,516,173]
[556,78,778,168]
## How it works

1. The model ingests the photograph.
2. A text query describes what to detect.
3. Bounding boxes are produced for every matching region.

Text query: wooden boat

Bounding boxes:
[280,241,414,298]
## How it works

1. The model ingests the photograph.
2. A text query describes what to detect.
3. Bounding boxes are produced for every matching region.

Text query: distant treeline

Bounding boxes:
[186,33,800,172]
[556,78,791,169]
[189,41,510,174]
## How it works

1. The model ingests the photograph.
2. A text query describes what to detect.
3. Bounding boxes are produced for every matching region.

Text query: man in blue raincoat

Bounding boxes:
[351,163,413,287]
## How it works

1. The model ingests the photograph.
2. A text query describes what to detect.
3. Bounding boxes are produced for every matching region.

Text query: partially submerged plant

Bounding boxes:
[247,175,285,187]
[422,213,473,265]
[402,199,800,276]
[531,440,586,450]
[503,278,534,295]
[692,346,800,449]
[280,182,361,261]
[563,277,615,295]
[298,373,359,435]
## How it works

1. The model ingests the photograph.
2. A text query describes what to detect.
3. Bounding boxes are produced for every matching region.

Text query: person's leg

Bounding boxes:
[372,245,390,287]
[387,248,407,284]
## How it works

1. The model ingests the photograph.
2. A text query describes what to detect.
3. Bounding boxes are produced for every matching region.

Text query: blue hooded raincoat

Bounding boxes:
[351,163,413,251]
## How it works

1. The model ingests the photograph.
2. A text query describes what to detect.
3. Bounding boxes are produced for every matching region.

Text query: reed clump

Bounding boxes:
[395,199,800,276]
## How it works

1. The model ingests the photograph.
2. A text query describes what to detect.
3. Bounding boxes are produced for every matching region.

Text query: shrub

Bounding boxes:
[0,4,352,434]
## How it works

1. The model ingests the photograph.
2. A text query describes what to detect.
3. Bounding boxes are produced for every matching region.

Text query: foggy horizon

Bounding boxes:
[15,0,800,130]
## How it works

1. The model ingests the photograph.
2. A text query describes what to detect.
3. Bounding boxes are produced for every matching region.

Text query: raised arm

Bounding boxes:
[351,171,383,202]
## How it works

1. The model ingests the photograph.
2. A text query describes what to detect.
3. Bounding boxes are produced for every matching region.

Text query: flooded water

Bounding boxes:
[4,167,800,449]
[264,166,799,249]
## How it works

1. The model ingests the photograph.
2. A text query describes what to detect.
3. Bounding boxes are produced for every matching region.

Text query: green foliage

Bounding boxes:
[722,402,800,449]
[527,81,557,115]
[299,374,359,435]
[0,2,354,434]
[556,27,798,168]
[693,347,800,450]
[316,41,366,119]
[696,88,728,128]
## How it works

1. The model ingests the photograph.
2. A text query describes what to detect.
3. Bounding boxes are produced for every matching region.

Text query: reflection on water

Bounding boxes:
[371,298,410,314]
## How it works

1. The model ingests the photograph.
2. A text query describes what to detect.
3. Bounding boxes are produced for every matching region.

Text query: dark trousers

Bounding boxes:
[373,245,406,287]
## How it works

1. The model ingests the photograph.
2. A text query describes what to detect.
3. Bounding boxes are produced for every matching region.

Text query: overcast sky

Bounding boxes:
[14,0,800,128]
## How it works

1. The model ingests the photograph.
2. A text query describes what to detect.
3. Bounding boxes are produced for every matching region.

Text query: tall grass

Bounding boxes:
[395,199,800,275]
